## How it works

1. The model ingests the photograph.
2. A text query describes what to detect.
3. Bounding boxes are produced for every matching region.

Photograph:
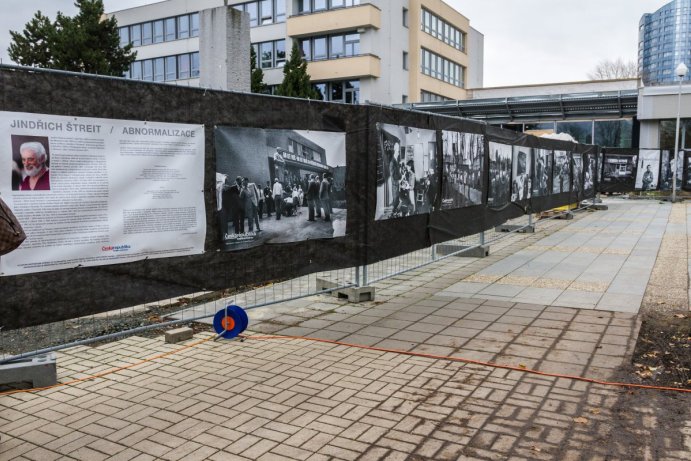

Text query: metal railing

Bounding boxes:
[0,208,582,365]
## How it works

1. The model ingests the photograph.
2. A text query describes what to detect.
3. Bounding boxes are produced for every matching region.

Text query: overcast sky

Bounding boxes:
[0,0,673,87]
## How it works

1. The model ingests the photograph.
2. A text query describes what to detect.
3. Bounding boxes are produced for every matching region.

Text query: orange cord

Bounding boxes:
[1,332,688,397]
[0,335,217,397]
[243,334,691,394]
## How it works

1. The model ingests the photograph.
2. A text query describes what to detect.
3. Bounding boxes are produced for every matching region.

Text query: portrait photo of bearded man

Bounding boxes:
[17,141,51,191]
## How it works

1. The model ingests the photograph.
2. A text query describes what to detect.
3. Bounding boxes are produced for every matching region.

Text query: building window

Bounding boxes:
[153,20,164,43]
[403,8,409,28]
[421,8,466,52]
[312,80,359,103]
[253,40,290,70]
[403,51,408,70]
[300,32,360,61]
[299,0,360,14]
[421,49,465,87]
[125,52,200,82]
[119,12,201,48]
[420,90,452,102]
[165,18,176,41]
[234,0,286,26]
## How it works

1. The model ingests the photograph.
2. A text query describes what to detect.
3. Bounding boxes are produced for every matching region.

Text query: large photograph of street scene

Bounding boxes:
[635,149,660,191]
[511,146,532,202]
[215,127,346,251]
[553,150,571,194]
[531,148,552,198]
[375,123,439,220]
[488,142,512,207]
[441,130,484,209]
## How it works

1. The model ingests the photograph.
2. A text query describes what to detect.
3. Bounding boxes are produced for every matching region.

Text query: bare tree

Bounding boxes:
[588,58,638,80]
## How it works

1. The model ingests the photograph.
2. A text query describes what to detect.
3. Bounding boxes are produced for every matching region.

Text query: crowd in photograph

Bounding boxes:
[218,172,335,236]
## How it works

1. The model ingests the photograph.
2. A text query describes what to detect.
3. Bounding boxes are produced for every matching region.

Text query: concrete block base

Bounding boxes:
[315,277,342,292]
[335,286,375,303]
[165,327,194,344]
[590,204,609,211]
[495,224,535,233]
[0,353,57,389]
[436,244,490,258]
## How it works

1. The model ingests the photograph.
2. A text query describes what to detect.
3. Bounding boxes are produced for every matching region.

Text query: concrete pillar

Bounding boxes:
[200,7,250,92]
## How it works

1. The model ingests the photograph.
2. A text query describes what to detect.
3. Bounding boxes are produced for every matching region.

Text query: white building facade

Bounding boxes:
[108,0,484,105]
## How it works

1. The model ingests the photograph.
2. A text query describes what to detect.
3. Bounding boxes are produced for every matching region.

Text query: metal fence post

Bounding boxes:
[480,230,485,246]
[363,264,368,287]
[431,244,437,261]
[355,265,361,288]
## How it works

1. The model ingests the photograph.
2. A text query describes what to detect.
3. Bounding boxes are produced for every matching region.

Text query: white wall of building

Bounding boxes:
[466,27,483,89]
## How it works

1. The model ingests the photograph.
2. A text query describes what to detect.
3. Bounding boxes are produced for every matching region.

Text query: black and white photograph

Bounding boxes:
[375,123,438,220]
[660,151,672,190]
[597,152,604,184]
[635,149,660,191]
[511,147,532,201]
[488,142,512,207]
[572,153,584,195]
[603,154,636,185]
[531,148,552,197]
[215,127,346,251]
[583,153,595,192]
[553,150,571,194]
[441,130,484,209]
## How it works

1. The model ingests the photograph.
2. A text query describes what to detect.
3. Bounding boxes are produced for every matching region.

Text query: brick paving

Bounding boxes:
[1,199,690,460]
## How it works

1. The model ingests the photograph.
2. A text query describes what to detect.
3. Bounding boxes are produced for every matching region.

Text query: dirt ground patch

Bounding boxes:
[624,310,691,389]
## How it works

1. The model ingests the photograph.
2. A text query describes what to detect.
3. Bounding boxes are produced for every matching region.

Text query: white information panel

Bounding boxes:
[0,111,206,276]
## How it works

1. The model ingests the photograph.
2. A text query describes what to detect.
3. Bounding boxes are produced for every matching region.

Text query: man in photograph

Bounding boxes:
[642,164,654,190]
[264,181,273,217]
[272,178,284,220]
[19,141,50,191]
[512,151,531,201]
[319,173,331,222]
[306,174,319,221]
[228,176,244,234]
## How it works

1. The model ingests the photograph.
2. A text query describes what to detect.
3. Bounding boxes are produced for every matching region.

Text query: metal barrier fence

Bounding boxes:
[0,210,573,364]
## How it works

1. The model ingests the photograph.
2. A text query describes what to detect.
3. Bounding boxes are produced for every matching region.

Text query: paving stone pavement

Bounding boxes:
[1,199,690,461]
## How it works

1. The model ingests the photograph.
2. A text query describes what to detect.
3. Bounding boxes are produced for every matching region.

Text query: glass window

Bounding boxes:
[275,40,286,66]
[312,84,325,99]
[143,59,153,81]
[300,39,311,60]
[165,18,176,41]
[260,0,273,24]
[153,20,164,43]
[331,0,345,7]
[246,2,258,27]
[556,121,593,144]
[330,35,344,58]
[191,52,200,77]
[403,8,409,27]
[177,15,190,39]
[260,42,273,68]
[119,27,130,47]
[190,13,199,36]
[130,24,141,46]
[165,56,177,80]
[142,22,152,45]
[595,120,633,148]
[345,33,359,56]
[275,0,286,22]
[130,61,142,80]
[331,81,343,101]
[179,53,190,79]
[403,51,408,70]
[154,57,164,81]
[313,37,327,60]
[299,0,310,13]
[314,0,327,11]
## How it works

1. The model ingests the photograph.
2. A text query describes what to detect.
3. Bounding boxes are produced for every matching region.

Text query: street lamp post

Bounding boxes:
[672,62,688,203]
